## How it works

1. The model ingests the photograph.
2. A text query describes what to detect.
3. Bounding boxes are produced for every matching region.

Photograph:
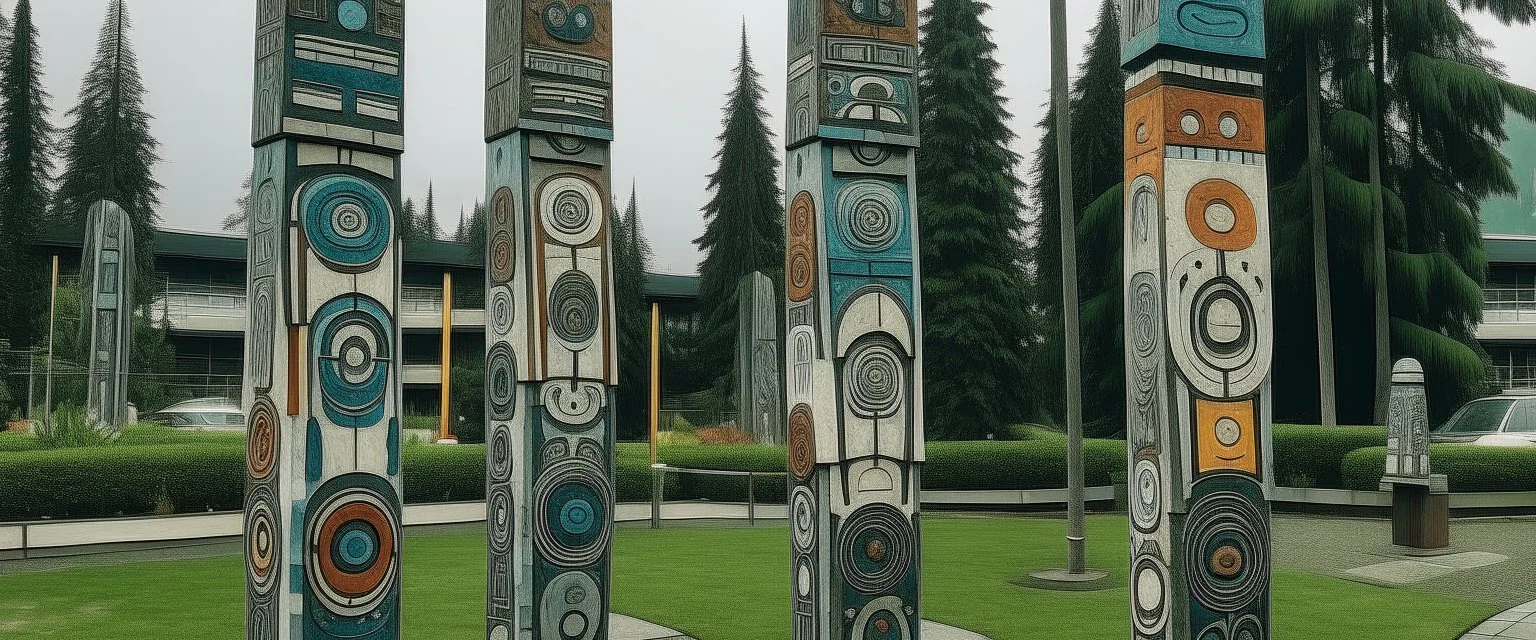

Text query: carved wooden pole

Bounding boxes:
[246,1,407,639]
[785,1,924,637]
[1121,1,1274,637]
[484,2,617,638]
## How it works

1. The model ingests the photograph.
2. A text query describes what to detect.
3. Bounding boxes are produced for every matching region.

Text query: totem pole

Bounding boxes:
[81,200,133,433]
[245,1,406,638]
[484,2,617,639]
[1121,2,1274,639]
[1381,358,1449,549]
[784,1,924,637]
[738,271,783,445]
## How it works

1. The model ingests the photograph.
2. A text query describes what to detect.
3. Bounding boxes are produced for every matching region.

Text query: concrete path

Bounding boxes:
[607,614,991,640]
[1459,599,1536,640]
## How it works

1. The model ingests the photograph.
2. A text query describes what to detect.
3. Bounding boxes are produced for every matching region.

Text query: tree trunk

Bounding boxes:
[1306,38,1339,427]
[1370,0,1392,424]
[1050,0,1087,573]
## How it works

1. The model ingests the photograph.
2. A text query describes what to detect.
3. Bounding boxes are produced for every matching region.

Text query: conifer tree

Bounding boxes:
[1029,0,1126,435]
[465,200,487,264]
[51,0,161,305]
[693,27,784,393]
[453,206,466,242]
[0,0,54,351]
[420,181,439,240]
[614,184,653,439]
[399,197,419,243]
[917,0,1037,439]
[220,170,254,231]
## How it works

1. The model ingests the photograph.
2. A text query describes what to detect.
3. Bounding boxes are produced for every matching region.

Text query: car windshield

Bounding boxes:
[1435,399,1515,434]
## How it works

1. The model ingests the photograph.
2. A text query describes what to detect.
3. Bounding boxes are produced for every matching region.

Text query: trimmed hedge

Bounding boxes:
[0,443,247,521]
[1341,444,1536,492]
[924,440,1125,490]
[1271,424,1387,489]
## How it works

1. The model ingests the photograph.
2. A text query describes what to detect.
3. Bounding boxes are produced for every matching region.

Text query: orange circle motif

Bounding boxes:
[247,398,278,480]
[492,187,513,227]
[1185,179,1257,251]
[1211,545,1244,578]
[316,501,396,598]
[788,405,816,480]
[788,192,817,303]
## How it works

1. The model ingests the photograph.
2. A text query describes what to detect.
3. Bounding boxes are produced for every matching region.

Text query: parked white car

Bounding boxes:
[1429,393,1536,446]
[144,398,245,432]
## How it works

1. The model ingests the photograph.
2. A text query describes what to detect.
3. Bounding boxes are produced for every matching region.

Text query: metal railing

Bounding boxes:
[1483,287,1536,324]
[647,464,786,529]
[1490,365,1536,391]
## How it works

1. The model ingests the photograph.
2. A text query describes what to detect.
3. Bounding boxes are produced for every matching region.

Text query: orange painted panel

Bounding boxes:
[1195,398,1259,475]
[788,191,818,303]
[1185,178,1258,251]
[1159,86,1266,153]
[822,0,919,44]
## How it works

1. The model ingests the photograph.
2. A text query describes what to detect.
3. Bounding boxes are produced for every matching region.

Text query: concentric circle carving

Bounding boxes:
[1184,490,1270,613]
[490,427,513,481]
[539,571,602,640]
[791,486,816,552]
[490,231,515,284]
[487,344,517,421]
[489,485,513,553]
[247,397,279,480]
[548,271,600,346]
[846,338,904,420]
[1132,552,1170,635]
[305,474,400,623]
[836,181,903,253]
[837,503,914,595]
[533,458,613,568]
[1131,458,1162,533]
[1192,279,1257,374]
[540,176,603,246]
[246,484,280,597]
[788,405,816,480]
[312,294,393,429]
[300,175,393,273]
[490,287,515,336]
[788,192,818,303]
[1185,179,1257,251]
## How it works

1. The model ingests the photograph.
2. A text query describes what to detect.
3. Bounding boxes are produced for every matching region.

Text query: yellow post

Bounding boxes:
[438,271,455,442]
[649,302,660,465]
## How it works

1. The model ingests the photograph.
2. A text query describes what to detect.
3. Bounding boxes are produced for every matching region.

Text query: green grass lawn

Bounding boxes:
[0,515,1494,639]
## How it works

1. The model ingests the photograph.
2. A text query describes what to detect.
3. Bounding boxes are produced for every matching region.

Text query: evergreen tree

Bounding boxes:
[453,206,467,242]
[692,26,784,394]
[613,184,653,439]
[419,181,439,240]
[1028,0,1126,436]
[1265,0,1536,422]
[0,0,54,352]
[51,0,161,305]
[399,197,419,244]
[916,0,1037,439]
[220,170,254,231]
[464,200,487,265]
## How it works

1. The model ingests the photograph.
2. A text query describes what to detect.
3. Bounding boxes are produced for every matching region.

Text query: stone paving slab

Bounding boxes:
[606,615,991,640]
[1342,552,1512,586]
[921,619,993,640]
[1460,600,1536,639]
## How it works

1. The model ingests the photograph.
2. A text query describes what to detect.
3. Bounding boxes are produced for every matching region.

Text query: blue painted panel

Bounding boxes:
[822,166,913,263]
[829,275,914,322]
[312,294,394,429]
[1122,0,1265,65]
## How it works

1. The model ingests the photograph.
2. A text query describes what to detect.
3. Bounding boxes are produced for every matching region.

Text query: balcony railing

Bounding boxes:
[1483,287,1536,324]
[1491,365,1536,391]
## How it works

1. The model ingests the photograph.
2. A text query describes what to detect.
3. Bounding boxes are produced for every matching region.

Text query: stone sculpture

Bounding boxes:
[784,1,925,637]
[244,2,406,638]
[738,271,782,445]
[1381,358,1449,549]
[81,200,134,433]
[1120,1,1275,638]
[483,2,618,638]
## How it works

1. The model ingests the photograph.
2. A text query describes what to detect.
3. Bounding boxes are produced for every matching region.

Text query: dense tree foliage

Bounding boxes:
[916,0,1037,439]
[1266,0,1536,423]
[0,0,54,355]
[613,185,653,439]
[1028,0,1126,437]
[219,170,254,232]
[693,28,784,399]
[51,0,160,305]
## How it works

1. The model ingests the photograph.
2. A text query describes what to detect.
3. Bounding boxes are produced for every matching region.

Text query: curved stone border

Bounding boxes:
[1460,599,1536,639]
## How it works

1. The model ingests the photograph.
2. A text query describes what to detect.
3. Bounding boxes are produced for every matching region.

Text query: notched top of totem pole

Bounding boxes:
[1393,358,1426,385]
[786,0,920,148]
[1121,0,1266,68]
[485,0,615,142]
[252,0,407,150]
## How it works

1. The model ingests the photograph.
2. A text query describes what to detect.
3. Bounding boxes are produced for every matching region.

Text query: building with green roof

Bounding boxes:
[1479,112,1536,389]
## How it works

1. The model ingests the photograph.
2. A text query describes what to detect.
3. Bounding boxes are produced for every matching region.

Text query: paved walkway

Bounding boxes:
[608,615,991,640]
[1459,600,1536,640]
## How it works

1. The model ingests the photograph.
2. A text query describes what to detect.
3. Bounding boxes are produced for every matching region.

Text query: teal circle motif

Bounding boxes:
[301,175,393,273]
[560,499,595,535]
[337,527,377,568]
[338,0,369,31]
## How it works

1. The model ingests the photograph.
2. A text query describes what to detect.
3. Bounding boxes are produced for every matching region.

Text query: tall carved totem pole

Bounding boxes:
[784,1,924,637]
[245,1,406,638]
[484,2,617,639]
[1120,1,1273,639]
[82,200,134,433]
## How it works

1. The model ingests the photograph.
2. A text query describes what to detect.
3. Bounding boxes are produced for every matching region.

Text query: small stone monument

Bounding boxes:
[1380,358,1450,549]
[736,271,781,444]
[82,200,133,434]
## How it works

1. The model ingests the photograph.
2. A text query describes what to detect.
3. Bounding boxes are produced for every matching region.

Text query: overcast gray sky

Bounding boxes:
[10,1,1536,275]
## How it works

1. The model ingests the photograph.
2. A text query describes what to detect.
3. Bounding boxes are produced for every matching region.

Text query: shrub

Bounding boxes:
[37,404,109,449]
[1271,424,1387,489]
[924,440,1125,490]
[0,443,247,521]
[0,432,41,453]
[1341,444,1536,492]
